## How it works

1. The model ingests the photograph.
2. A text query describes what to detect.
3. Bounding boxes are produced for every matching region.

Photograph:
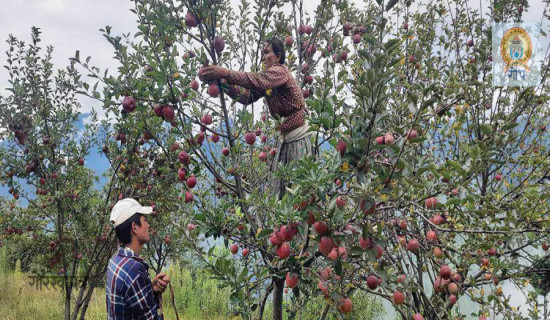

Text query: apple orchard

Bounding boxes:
[1,0,550,320]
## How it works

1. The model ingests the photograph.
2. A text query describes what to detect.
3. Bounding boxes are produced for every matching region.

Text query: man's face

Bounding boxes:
[133,215,150,244]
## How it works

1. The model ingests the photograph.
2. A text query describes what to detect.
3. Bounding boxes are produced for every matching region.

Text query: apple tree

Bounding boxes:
[74,0,550,319]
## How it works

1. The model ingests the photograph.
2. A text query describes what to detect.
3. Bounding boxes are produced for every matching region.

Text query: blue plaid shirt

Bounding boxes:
[106,246,162,320]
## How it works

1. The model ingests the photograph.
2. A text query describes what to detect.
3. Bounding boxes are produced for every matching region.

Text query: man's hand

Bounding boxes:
[199,65,228,82]
[152,273,170,294]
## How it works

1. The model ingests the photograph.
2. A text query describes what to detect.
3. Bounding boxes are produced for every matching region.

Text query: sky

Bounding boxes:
[0,0,549,318]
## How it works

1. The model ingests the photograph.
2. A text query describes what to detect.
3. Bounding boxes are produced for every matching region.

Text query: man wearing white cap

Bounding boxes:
[106,198,170,320]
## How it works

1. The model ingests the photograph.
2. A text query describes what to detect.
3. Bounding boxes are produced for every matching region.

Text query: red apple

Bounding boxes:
[185,11,198,27]
[222,147,230,156]
[406,129,418,140]
[425,197,438,209]
[376,136,385,145]
[154,104,164,117]
[327,248,338,261]
[208,84,220,97]
[495,174,502,181]
[314,221,328,235]
[122,96,136,113]
[286,272,298,288]
[184,191,193,203]
[179,150,190,164]
[407,239,419,252]
[403,22,409,30]
[211,133,219,143]
[190,79,199,91]
[164,235,170,244]
[449,294,457,305]
[343,22,352,31]
[285,36,293,46]
[242,248,249,257]
[413,314,425,320]
[269,148,277,157]
[338,246,347,259]
[177,168,187,181]
[338,298,352,314]
[213,36,225,52]
[353,33,361,44]
[186,175,196,188]
[359,236,374,250]
[440,264,452,279]
[426,230,437,241]
[259,152,267,162]
[367,275,378,290]
[163,105,175,121]
[244,131,256,145]
[393,291,405,305]
[340,50,348,61]
[279,225,294,241]
[318,280,328,296]
[467,39,474,47]
[277,242,291,259]
[336,139,347,156]
[336,196,346,208]
[319,237,333,255]
[201,114,212,125]
[230,243,238,254]
[448,282,459,294]
[270,232,283,246]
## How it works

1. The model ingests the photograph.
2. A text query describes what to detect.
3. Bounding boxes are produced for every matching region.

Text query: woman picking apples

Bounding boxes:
[199,37,311,200]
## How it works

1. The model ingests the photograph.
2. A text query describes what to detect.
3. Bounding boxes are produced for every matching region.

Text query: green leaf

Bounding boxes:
[335,260,342,275]
[480,124,492,136]
[407,91,418,105]
[257,228,273,238]
[421,98,437,109]
[447,160,463,172]
[503,122,518,131]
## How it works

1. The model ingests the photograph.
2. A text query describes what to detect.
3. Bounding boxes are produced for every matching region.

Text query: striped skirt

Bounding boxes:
[269,134,313,200]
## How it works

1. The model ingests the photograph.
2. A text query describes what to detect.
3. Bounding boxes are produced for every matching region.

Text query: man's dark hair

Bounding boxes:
[265,37,285,64]
[115,213,143,244]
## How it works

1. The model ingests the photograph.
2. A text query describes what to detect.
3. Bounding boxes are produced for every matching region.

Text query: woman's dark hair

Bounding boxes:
[265,37,285,64]
[115,213,143,245]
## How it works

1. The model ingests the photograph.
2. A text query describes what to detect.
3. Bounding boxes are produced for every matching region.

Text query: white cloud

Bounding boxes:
[0,0,137,119]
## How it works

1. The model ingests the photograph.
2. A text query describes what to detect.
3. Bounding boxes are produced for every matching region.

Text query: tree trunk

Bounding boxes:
[544,293,548,320]
[257,282,273,320]
[79,278,99,320]
[64,283,72,320]
[272,277,285,320]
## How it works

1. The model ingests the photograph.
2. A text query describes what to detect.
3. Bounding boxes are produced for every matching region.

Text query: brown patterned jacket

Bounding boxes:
[223,64,306,133]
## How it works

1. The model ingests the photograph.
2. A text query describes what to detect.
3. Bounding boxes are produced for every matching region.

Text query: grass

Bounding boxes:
[0,248,387,319]
[0,248,231,320]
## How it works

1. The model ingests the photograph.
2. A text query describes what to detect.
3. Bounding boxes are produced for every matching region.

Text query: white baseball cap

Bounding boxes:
[110,198,153,227]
